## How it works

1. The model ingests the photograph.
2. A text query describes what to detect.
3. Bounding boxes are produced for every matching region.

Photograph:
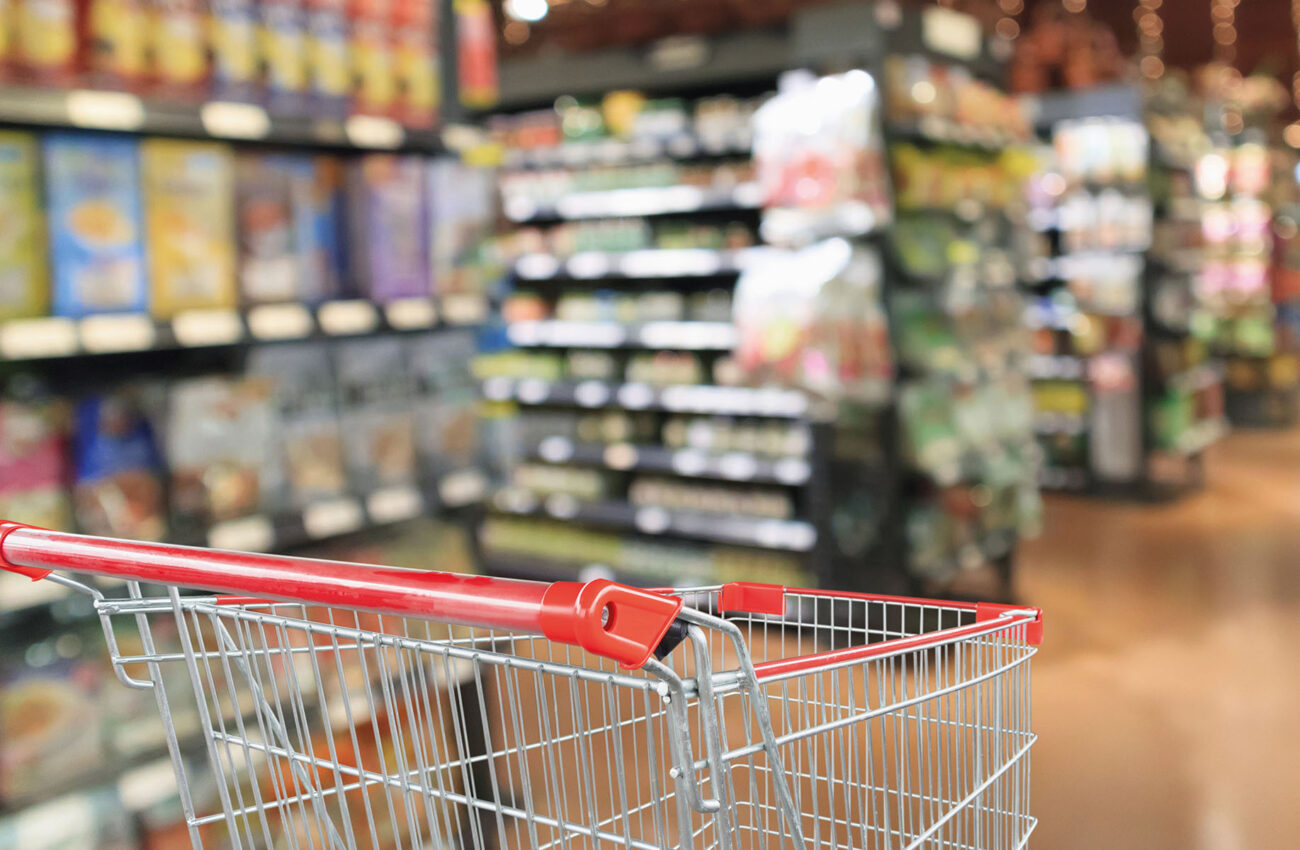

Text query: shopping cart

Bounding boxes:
[0,521,1041,850]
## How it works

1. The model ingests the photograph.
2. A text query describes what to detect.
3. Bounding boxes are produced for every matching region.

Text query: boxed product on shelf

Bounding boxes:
[247,342,348,509]
[0,130,50,322]
[140,139,237,318]
[408,330,479,480]
[259,0,309,113]
[163,374,277,533]
[86,0,149,89]
[511,463,607,501]
[428,158,498,299]
[334,336,417,491]
[43,133,148,318]
[391,0,437,128]
[13,0,80,84]
[211,0,260,102]
[72,389,167,541]
[0,622,106,806]
[148,0,208,98]
[306,0,351,116]
[628,476,794,520]
[0,396,73,532]
[290,154,349,302]
[235,152,298,304]
[349,0,396,117]
[348,154,429,302]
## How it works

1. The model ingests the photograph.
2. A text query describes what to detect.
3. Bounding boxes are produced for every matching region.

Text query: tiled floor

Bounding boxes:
[1022,429,1300,849]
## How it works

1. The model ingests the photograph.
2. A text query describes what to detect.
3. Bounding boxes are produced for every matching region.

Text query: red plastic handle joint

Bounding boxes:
[539,579,684,669]
[0,522,50,581]
[719,582,787,615]
[976,602,1043,645]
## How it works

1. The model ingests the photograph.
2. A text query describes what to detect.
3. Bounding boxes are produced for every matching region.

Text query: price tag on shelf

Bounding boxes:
[635,506,671,535]
[574,380,611,407]
[79,313,156,353]
[922,6,982,59]
[616,382,655,409]
[367,485,424,524]
[718,452,759,481]
[303,497,364,539]
[441,294,488,325]
[0,317,78,359]
[345,115,405,149]
[538,436,574,462]
[773,458,812,485]
[318,299,379,336]
[544,493,579,519]
[385,298,437,329]
[66,89,145,130]
[516,378,550,404]
[439,469,487,507]
[200,101,271,139]
[248,303,314,340]
[208,515,274,553]
[603,443,638,470]
[172,308,244,347]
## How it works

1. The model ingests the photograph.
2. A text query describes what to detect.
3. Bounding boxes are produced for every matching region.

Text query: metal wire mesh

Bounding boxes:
[94,583,1037,850]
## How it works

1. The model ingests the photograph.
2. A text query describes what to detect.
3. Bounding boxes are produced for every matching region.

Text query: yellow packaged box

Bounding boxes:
[141,139,237,318]
[0,131,50,322]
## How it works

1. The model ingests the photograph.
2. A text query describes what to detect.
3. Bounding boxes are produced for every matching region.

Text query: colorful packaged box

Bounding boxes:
[247,342,347,508]
[306,0,350,116]
[408,330,478,480]
[391,0,437,127]
[260,0,308,114]
[288,155,348,302]
[348,0,395,116]
[87,0,149,88]
[72,389,167,541]
[334,337,417,492]
[427,157,496,299]
[141,139,237,318]
[0,131,49,322]
[148,0,208,97]
[165,375,278,535]
[348,155,429,302]
[235,153,298,304]
[43,133,148,318]
[14,0,80,84]
[211,0,260,102]
[0,397,71,531]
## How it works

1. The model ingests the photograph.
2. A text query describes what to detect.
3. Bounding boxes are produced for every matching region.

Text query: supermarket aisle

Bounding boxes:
[1023,429,1300,850]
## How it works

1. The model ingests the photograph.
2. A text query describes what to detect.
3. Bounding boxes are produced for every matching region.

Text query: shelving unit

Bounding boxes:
[1024,84,1227,499]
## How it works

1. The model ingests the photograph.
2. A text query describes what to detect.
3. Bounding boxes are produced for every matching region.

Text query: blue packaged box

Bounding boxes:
[43,133,148,317]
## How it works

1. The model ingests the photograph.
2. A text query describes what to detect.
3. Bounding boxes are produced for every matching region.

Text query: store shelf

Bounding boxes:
[1033,413,1087,435]
[502,132,751,170]
[1163,363,1223,394]
[503,182,763,222]
[1038,466,1089,491]
[885,119,1018,152]
[529,437,811,484]
[0,84,439,151]
[200,472,487,554]
[513,247,760,280]
[1167,419,1228,457]
[1027,354,1087,381]
[479,377,809,417]
[506,320,737,350]
[0,296,482,362]
[490,488,817,552]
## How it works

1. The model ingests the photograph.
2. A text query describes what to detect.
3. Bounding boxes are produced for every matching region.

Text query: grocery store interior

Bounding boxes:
[2,0,1299,847]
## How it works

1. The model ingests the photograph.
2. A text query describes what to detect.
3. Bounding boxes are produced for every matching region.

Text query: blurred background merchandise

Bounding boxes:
[1,0,1300,847]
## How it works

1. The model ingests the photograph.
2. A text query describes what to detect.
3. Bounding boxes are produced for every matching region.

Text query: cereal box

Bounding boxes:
[0,397,71,532]
[141,139,237,318]
[15,0,79,83]
[289,155,348,302]
[0,131,49,322]
[211,0,260,101]
[235,152,297,304]
[306,0,349,116]
[43,133,148,318]
[260,0,308,113]
[148,0,208,96]
[392,0,437,127]
[349,0,395,116]
[87,0,149,87]
[348,154,428,302]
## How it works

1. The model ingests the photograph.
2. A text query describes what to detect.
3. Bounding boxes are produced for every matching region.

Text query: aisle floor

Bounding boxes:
[1022,429,1300,849]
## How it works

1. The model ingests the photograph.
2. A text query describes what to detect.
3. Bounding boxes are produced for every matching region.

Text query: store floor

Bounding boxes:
[1022,428,1300,849]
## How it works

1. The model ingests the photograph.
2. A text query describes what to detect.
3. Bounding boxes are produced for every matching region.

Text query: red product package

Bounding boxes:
[391,0,437,128]
[348,0,395,117]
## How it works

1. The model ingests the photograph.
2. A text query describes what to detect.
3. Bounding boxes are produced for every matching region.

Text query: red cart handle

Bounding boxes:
[0,522,682,669]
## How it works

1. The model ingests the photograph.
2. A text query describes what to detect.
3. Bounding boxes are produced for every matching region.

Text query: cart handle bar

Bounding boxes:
[0,523,683,670]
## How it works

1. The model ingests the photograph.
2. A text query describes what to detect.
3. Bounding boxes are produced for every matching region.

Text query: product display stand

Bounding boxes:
[1025,84,1227,501]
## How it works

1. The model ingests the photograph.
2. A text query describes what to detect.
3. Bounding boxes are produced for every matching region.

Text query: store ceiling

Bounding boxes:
[497,0,1299,84]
